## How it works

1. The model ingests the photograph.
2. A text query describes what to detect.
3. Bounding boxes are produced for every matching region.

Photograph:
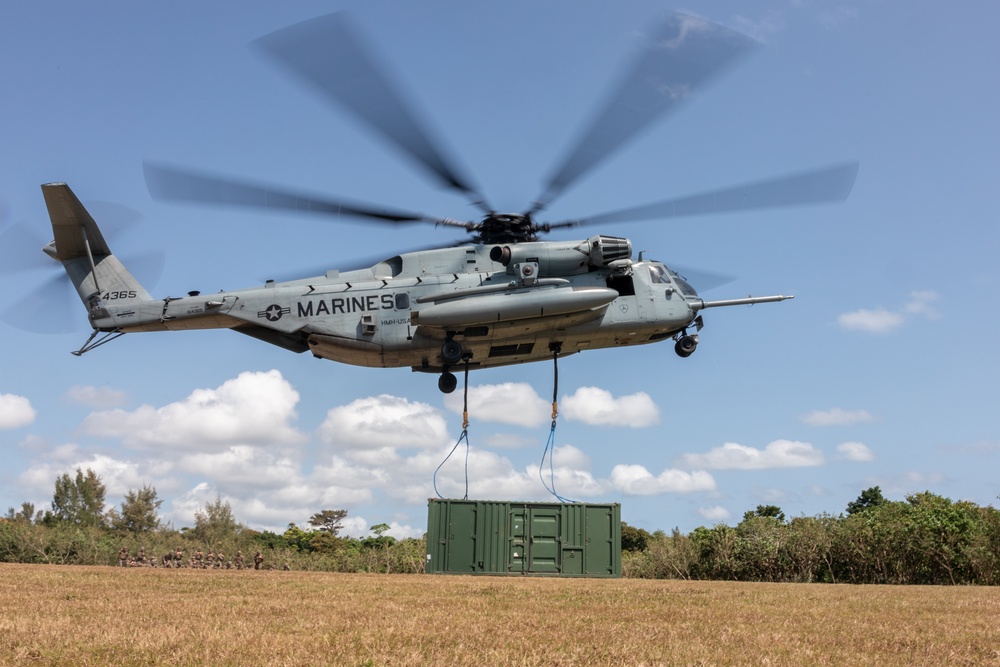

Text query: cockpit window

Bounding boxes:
[648,263,670,284]
[667,267,699,297]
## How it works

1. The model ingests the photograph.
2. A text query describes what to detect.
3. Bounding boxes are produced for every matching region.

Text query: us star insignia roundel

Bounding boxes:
[258,304,289,322]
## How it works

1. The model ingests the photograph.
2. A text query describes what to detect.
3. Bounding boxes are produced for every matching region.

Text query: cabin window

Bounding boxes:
[394,293,410,310]
[606,274,635,296]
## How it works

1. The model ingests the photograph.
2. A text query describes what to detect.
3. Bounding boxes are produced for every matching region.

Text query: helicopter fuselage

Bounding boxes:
[92,235,703,374]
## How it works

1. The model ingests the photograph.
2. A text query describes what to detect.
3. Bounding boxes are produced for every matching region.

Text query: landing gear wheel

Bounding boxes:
[674,334,698,358]
[438,371,458,394]
[441,340,464,365]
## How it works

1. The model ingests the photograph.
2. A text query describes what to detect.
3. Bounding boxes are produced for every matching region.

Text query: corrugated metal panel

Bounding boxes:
[425,499,621,577]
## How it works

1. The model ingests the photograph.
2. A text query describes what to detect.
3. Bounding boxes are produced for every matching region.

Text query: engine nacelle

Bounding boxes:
[490,235,633,277]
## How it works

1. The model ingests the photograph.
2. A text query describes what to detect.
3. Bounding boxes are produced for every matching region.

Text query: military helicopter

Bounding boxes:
[29,12,857,394]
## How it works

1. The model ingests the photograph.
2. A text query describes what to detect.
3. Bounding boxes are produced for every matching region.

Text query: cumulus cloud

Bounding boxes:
[837,441,875,462]
[610,464,716,495]
[443,383,549,427]
[838,291,940,334]
[66,385,128,408]
[319,394,449,453]
[18,452,177,500]
[80,370,306,450]
[179,445,304,490]
[561,387,661,427]
[676,440,825,470]
[479,433,536,449]
[0,393,35,429]
[837,307,904,334]
[698,505,731,522]
[799,408,874,426]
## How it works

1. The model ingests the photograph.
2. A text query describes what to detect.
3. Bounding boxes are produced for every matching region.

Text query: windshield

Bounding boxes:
[665,265,699,297]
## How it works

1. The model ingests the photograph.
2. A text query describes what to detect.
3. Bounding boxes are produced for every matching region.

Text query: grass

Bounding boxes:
[0,564,998,666]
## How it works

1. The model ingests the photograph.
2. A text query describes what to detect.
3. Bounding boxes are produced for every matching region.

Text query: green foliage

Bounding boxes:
[621,522,652,552]
[308,509,348,536]
[46,468,107,528]
[741,504,786,524]
[283,523,318,552]
[846,486,887,515]
[4,502,40,524]
[110,484,162,534]
[190,497,242,547]
[249,530,291,550]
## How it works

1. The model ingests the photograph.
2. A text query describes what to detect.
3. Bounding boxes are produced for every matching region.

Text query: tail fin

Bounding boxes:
[42,183,153,315]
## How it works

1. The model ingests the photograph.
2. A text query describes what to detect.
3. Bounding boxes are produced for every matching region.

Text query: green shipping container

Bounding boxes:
[425,499,621,577]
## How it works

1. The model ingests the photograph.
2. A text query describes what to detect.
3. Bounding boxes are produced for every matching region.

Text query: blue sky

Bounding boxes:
[2,1,997,538]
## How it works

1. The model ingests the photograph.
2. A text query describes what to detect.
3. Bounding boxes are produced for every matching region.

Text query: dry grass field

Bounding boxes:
[0,564,998,666]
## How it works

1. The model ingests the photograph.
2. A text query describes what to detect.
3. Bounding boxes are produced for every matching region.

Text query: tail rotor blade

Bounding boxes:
[2,272,79,334]
[0,223,55,274]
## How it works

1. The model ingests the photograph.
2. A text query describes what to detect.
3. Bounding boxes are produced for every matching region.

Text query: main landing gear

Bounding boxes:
[438,370,458,394]
[673,332,699,358]
[438,337,465,394]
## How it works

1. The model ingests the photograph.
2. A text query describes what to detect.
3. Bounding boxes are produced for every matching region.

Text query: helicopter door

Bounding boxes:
[606,274,650,324]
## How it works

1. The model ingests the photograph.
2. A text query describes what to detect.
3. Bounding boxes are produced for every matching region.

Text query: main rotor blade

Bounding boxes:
[254,12,489,210]
[535,12,758,210]
[144,162,436,224]
[559,162,859,227]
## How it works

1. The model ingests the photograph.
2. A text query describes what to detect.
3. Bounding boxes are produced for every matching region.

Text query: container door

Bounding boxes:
[528,507,561,573]
[448,502,478,572]
[509,507,527,573]
[584,504,616,576]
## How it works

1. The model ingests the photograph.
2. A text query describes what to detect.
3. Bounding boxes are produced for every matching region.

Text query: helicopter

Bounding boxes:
[31,12,857,394]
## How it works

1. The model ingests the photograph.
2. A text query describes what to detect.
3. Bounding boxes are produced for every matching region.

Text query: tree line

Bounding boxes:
[1,468,425,574]
[622,488,1000,585]
[4,469,998,584]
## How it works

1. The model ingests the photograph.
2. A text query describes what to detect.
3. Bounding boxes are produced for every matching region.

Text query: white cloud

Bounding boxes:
[80,370,306,450]
[676,440,825,470]
[443,383,549,427]
[904,291,941,318]
[179,445,304,489]
[0,393,35,429]
[18,452,177,501]
[800,408,874,426]
[697,505,731,522]
[837,307,904,334]
[479,433,536,449]
[319,394,449,452]
[561,387,660,427]
[837,441,875,462]
[66,385,128,409]
[610,464,716,495]
[838,291,940,334]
